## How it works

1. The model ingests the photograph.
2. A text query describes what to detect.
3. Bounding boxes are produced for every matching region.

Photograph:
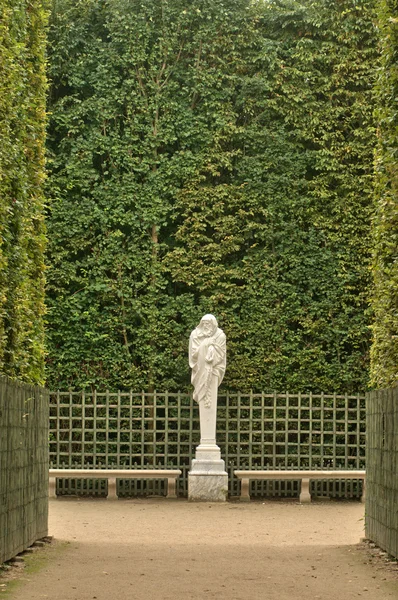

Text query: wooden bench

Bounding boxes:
[234,470,366,503]
[49,469,182,500]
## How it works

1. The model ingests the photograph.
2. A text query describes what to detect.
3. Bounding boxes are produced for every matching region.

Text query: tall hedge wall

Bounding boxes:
[0,0,48,384]
[370,0,398,388]
[45,0,377,392]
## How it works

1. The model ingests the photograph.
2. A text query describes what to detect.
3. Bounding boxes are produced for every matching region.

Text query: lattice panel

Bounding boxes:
[49,391,366,499]
[1,377,49,563]
[366,387,398,559]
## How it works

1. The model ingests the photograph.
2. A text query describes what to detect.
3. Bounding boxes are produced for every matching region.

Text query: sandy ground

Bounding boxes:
[2,498,398,600]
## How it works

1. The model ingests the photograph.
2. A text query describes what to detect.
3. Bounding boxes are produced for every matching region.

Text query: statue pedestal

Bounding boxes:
[188,444,228,502]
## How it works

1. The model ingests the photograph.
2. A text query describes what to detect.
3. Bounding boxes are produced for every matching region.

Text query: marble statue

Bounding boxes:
[189,314,226,407]
[189,314,226,451]
[188,314,228,500]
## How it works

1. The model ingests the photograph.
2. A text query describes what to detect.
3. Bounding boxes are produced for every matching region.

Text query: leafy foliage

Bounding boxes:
[370,0,398,388]
[46,0,377,392]
[0,0,48,384]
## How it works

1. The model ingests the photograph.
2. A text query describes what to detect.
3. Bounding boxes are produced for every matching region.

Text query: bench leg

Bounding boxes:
[49,477,57,499]
[107,478,118,500]
[299,478,311,503]
[240,478,251,501]
[166,478,177,499]
[361,479,366,504]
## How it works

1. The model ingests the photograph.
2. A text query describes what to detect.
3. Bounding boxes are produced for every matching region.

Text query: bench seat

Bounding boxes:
[234,469,366,503]
[49,468,182,500]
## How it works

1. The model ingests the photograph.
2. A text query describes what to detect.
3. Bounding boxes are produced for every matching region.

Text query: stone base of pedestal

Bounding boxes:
[188,471,228,502]
[188,448,228,502]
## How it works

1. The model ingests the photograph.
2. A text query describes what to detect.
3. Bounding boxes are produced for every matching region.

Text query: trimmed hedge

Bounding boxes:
[0,0,49,384]
[45,0,377,392]
[370,0,398,388]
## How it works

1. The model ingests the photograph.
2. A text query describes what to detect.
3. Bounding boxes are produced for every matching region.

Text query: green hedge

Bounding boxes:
[0,0,49,384]
[45,0,377,392]
[370,0,398,388]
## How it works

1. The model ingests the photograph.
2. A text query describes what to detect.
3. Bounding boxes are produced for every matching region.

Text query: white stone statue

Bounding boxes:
[189,314,226,449]
[188,314,228,501]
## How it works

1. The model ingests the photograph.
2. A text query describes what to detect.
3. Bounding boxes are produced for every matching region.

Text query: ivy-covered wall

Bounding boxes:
[0,0,48,384]
[46,0,377,393]
[370,0,398,388]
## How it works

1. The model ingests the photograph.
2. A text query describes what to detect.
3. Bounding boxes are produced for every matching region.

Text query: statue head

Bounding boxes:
[199,314,218,337]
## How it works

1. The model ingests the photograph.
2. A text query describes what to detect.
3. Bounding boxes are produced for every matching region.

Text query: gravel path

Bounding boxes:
[3,498,398,600]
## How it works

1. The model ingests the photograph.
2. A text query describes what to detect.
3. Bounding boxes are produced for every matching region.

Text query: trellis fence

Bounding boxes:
[366,387,398,559]
[49,390,365,500]
[0,377,49,564]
